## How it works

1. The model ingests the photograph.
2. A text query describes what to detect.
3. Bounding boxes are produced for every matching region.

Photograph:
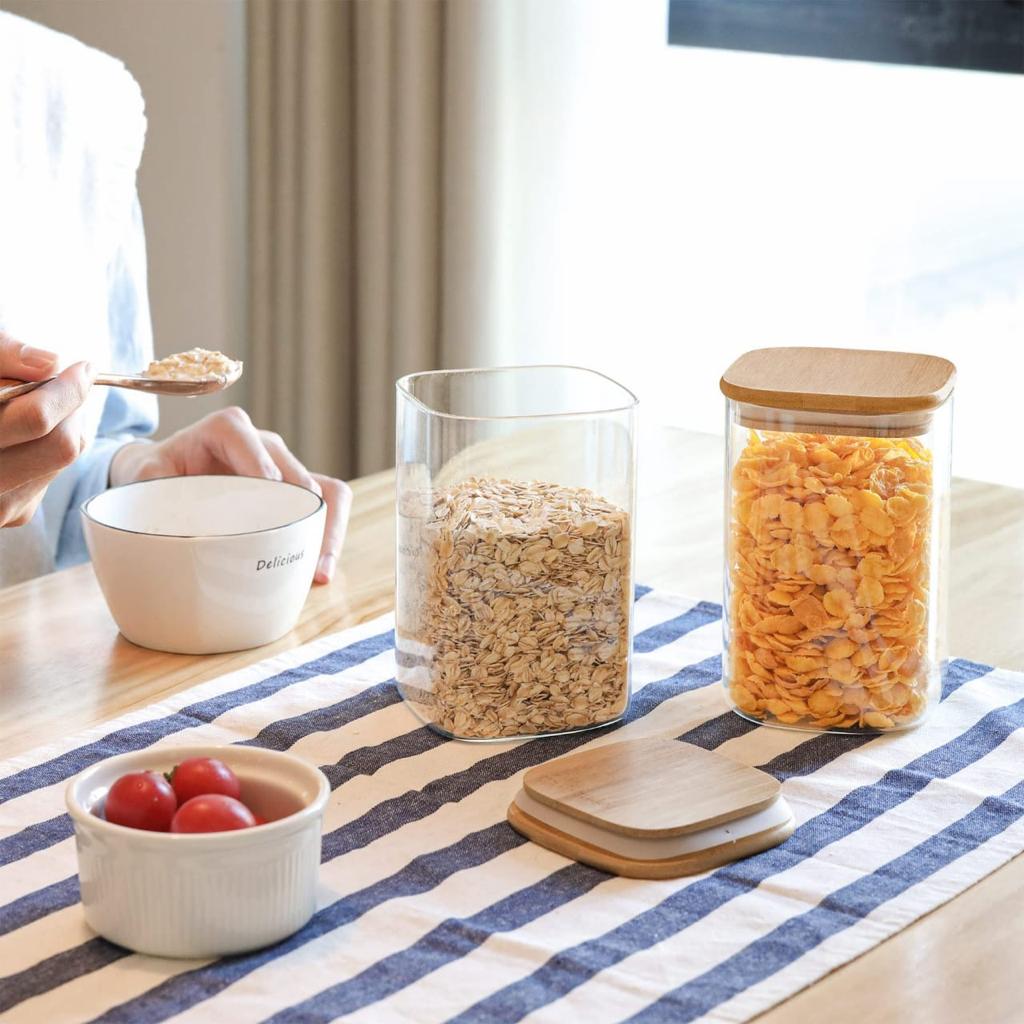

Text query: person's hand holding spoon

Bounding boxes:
[0,345,243,402]
[0,332,95,527]
[0,338,348,584]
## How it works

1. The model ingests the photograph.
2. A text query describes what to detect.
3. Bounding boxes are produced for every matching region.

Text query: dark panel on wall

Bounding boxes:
[668,0,1024,73]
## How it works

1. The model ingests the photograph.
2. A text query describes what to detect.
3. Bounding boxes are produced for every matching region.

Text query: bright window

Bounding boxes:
[580,35,1024,487]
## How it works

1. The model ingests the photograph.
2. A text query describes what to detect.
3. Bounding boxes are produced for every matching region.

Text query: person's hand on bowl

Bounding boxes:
[0,333,96,528]
[110,407,352,584]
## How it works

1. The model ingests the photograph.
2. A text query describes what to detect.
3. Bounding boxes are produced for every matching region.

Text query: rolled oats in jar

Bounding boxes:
[394,367,637,741]
[720,348,955,733]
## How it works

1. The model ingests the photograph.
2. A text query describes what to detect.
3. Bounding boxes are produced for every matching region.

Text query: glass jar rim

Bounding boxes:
[396,364,639,422]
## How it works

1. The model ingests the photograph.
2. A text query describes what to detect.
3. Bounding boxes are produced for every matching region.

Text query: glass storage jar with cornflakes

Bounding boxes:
[720,348,955,733]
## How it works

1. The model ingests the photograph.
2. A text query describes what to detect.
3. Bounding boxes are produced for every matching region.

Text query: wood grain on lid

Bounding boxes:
[522,737,781,839]
[720,347,956,415]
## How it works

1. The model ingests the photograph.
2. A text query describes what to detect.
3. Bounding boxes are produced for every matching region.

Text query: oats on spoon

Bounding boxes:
[146,348,243,383]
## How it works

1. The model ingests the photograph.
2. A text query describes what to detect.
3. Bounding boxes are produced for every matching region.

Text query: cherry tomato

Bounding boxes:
[171,794,256,833]
[168,757,241,805]
[253,814,268,826]
[104,772,177,832]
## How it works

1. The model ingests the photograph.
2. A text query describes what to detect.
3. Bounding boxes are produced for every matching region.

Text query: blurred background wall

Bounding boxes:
[0,0,248,440]
[1,1,1021,485]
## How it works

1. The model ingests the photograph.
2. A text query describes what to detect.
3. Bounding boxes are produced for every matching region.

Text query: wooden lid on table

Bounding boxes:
[508,738,795,879]
[720,347,956,416]
[522,738,781,838]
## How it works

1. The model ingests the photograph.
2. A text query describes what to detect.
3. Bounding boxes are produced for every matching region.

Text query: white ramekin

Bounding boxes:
[81,474,326,655]
[66,744,330,958]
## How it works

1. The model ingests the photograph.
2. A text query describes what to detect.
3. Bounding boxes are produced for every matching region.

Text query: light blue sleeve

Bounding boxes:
[52,196,158,567]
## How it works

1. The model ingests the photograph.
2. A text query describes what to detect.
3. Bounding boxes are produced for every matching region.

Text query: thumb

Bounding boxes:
[0,330,59,381]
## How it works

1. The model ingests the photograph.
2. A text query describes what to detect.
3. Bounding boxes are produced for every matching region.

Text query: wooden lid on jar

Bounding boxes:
[720,347,956,416]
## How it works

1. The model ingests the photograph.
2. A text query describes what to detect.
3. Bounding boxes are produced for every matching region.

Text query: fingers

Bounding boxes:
[0,471,61,528]
[0,405,89,491]
[109,405,351,587]
[0,363,94,496]
[0,330,59,381]
[312,474,352,584]
[204,407,283,480]
[0,362,95,449]
[260,430,322,497]
[241,425,345,584]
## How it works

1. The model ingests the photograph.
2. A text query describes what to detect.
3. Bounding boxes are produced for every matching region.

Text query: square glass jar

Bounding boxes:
[721,347,955,733]
[395,366,638,741]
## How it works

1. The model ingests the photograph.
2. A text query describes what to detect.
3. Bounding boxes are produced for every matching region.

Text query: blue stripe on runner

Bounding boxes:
[634,584,652,601]
[633,602,719,655]
[0,814,75,869]
[265,863,609,1024]
[319,726,442,795]
[446,663,1004,1024]
[0,614,722,1013]
[630,776,1024,1023]
[237,684,403,751]
[677,710,757,749]
[0,630,396,808]
[939,658,994,699]
[0,876,78,938]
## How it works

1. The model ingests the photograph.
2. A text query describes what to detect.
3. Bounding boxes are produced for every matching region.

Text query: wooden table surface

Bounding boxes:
[3,426,1024,1023]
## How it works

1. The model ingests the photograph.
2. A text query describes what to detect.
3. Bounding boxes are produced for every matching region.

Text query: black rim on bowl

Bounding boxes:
[80,474,326,541]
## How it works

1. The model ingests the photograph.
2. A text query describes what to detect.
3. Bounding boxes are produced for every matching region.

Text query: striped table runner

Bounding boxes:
[2,588,1023,1024]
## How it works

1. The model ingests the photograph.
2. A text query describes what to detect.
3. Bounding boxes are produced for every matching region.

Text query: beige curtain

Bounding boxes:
[248,0,665,480]
[248,0,505,479]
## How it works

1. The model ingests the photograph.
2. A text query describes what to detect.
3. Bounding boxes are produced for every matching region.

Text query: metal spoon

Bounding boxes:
[0,364,243,403]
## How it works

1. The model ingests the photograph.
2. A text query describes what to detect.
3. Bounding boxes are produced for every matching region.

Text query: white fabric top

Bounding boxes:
[0,12,155,586]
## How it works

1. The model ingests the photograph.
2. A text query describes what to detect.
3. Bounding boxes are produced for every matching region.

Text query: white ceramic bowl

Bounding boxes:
[66,744,330,958]
[82,475,326,654]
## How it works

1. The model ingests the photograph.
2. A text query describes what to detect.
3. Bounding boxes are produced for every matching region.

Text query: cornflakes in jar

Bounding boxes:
[720,347,955,733]
[727,430,933,730]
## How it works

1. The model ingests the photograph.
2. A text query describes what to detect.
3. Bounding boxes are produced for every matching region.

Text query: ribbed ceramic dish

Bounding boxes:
[65,745,329,958]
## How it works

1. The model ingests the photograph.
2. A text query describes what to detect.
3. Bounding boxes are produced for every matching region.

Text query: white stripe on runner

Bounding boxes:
[631,591,703,637]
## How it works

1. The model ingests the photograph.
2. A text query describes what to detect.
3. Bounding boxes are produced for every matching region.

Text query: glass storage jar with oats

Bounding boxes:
[395,366,637,741]
[720,348,955,734]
